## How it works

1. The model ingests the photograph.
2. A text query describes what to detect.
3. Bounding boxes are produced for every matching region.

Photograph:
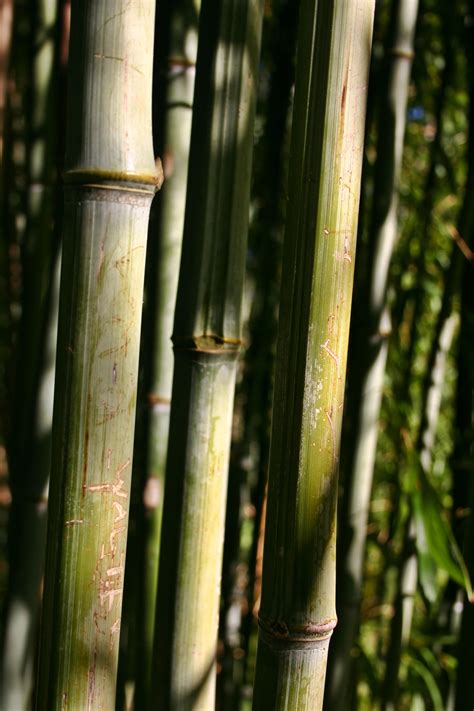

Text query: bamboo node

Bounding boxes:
[389,47,415,60]
[258,615,337,649]
[172,333,242,354]
[147,394,171,408]
[64,168,162,194]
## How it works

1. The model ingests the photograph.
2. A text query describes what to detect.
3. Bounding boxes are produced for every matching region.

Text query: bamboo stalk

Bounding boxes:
[324,0,418,704]
[36,2,161,708]
[218,3,299,705]
[136,2,200,705]
[251,1,375,708]
[152,1,263,708]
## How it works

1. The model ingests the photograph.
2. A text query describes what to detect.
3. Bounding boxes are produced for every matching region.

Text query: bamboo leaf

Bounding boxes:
[408,456,473,601]
[406,654,444,711]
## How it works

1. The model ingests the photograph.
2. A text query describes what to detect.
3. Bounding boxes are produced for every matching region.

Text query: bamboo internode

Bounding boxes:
[152,0,264,708]
[253,1,375,708]
[36,2,159,709]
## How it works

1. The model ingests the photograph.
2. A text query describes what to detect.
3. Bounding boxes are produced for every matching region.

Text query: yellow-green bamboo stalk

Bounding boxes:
[152,0,263,708]
[252,1,375,708]
[36,2,161,709]
[324,0,419,703]
[138,2,200,705]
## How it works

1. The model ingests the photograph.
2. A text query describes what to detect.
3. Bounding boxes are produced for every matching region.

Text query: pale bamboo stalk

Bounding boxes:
[152,0,263,708]
[251,1,375,708]
[36,2,161,708]
[324,1,419,704]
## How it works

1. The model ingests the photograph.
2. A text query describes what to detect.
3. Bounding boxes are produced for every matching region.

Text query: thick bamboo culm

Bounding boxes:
[252,1,375,708]
[325,0,419,704]
[36,2,161,708]
[152,0,263,708]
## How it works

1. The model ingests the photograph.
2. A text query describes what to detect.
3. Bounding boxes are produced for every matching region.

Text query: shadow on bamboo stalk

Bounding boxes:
[116,2,200,707]
[217,2,298,707]
[152,1,264,709]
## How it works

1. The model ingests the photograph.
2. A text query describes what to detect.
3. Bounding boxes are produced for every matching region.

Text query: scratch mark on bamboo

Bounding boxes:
[113,501,126,523]
[86,460,129,498]
[110,617,120,649]
[130,63,144,76]
[114,246,144,277]
[106,553,124,578]
[321,339,340,378]
[65,519,84,526]
[99,583,123,612]
[96,401,124,425]
[101,0,133,32]
[88,483,111,494]
[98,335,131,359]
[93,611,101,633]
[108,526,126,558]
[87,645,96,711]
[325,408,338,465]
[93,53,124,62]
[82,429,89,494]
[343,235,352,263]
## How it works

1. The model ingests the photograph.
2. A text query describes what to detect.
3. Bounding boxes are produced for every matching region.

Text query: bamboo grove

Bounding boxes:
[0,0,473,709]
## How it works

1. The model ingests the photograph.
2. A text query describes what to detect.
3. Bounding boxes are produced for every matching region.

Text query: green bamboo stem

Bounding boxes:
[137,3,200,705]
[36,2,161,708]
[152,1,263,708]
[324,1,418,704]
[218,3,299,705]
[251,1,375,708]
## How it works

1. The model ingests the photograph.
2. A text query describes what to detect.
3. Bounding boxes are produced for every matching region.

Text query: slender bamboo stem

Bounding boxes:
[252,1,375,708]
[36,2,160,708]
[152,1,263,708]
[218,3,299,705]
[136,3,200,705]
